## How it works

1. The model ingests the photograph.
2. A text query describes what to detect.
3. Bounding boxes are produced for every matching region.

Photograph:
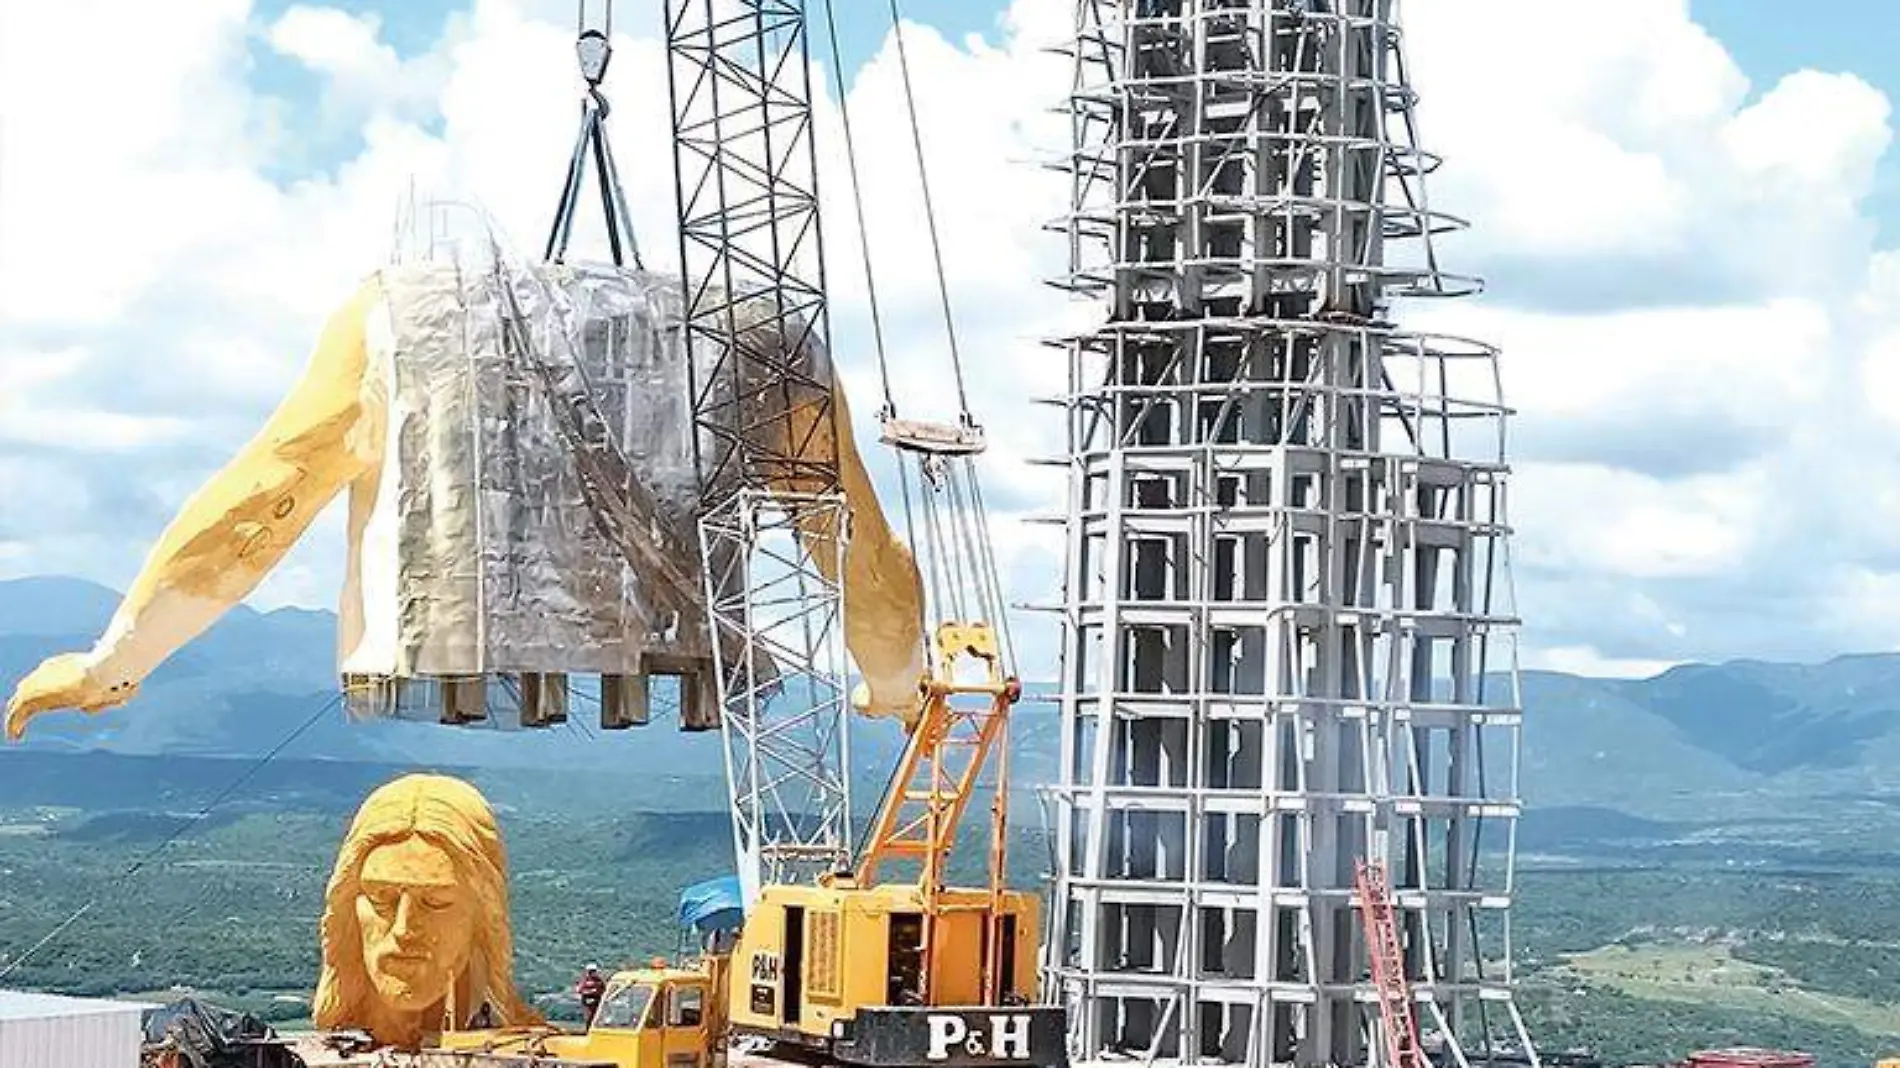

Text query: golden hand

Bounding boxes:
[3,653,135,742]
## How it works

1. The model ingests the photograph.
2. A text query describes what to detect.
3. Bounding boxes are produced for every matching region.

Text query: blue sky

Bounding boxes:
[1695,0,1900,242]
[248,0,1001,58]
[7,0,1900,681]
[238,0,1900,237]
[242,0,1008,175]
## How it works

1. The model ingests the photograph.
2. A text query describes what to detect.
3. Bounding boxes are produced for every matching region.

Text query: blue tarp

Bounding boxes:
[677,875,746,934]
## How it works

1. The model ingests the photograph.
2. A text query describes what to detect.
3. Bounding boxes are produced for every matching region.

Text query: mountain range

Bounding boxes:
[4,575,1900,822]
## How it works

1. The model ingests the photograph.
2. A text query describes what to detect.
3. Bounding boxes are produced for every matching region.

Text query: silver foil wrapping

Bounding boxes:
[341,260,794,724]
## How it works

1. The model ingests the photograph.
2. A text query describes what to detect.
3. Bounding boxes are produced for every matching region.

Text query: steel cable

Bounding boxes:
[0,690,344,983]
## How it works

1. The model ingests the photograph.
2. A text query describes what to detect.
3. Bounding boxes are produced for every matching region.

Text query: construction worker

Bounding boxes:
[575,964,607,1026]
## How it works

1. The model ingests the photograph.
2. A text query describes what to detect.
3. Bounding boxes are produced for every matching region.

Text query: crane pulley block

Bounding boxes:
[921,622,1021,702]
[880,415,987,456]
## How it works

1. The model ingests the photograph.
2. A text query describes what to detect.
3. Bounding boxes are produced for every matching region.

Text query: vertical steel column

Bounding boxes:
[1042,3,1540,1066]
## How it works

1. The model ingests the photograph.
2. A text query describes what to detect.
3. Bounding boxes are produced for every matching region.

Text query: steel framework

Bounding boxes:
[701,489,854,904]
[665,0,854,898]
[667,0,837,500]
[1040,3,1539,1068]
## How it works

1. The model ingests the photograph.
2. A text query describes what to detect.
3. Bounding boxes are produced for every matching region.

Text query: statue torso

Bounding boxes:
[339,262,706,681]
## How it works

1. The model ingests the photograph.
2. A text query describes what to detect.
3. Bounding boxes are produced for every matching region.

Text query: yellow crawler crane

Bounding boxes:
[728,617,1061,1066]
[439,617,1061,1068]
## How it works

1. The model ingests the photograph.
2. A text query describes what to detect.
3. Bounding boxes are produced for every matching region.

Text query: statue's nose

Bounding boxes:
[390,894,423,941]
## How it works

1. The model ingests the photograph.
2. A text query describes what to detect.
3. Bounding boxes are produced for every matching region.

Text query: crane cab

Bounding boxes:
[727,881,1065,1067]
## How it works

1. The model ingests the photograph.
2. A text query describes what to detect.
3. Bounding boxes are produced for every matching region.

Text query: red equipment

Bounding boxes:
[1355,859,1426,1068]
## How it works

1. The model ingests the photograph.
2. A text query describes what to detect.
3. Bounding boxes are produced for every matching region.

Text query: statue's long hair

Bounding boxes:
[312,774,542,1036]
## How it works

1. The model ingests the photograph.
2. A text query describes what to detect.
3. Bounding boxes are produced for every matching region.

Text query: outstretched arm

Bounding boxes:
[768,357,927,727]
[825,383,927,725]
[5,277,386,740]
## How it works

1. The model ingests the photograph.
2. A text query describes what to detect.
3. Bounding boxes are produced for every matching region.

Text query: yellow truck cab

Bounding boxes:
[553,963,721,1068]
[436,962,722,1068]
[436,875,745,1068]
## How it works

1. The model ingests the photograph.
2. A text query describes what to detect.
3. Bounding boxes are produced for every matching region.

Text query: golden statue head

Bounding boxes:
[313,773,540,1046]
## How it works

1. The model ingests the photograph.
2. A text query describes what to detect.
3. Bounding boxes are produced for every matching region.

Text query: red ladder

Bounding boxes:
[1355,859,1426,1068]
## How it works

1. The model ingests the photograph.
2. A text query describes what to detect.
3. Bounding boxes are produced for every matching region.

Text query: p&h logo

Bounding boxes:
[925,1013,1034,1061]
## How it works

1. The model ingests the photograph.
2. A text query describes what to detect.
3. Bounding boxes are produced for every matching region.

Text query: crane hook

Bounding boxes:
[576,0,613,88]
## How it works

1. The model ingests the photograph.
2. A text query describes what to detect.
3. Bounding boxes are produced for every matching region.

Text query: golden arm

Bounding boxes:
[3,278,385,740]
[776,375,928,727]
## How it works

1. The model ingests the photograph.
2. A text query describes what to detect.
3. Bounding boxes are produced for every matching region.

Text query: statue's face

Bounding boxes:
[356,835,476,1011]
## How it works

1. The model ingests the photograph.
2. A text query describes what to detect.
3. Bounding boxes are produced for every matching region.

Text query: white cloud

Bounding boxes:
[1,0,1898,682]
[1425,298,1830,440]
[0,2,262,329]
[268,5,449,124]
[1522,645,1678,682]
[1511,462,1762,580]
[1724,71,1890,193]
[1407,0,1890,310]
[1861,331,1900,425]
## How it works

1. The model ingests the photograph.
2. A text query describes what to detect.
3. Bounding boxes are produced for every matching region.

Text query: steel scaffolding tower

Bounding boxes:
[1041,3,1539,1068]
[665,0,854,903]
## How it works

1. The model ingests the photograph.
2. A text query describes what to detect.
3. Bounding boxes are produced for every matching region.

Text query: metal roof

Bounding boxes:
[0,990,146,1022]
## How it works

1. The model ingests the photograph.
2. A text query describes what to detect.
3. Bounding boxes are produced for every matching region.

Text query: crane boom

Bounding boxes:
[664,0,859,905]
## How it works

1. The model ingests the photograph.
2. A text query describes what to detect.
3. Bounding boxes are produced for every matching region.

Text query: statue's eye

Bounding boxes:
[422,893,453,911]
[366,886,399,911]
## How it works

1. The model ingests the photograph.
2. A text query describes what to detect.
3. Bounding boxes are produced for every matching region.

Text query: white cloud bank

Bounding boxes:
[1,0,1897,682]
